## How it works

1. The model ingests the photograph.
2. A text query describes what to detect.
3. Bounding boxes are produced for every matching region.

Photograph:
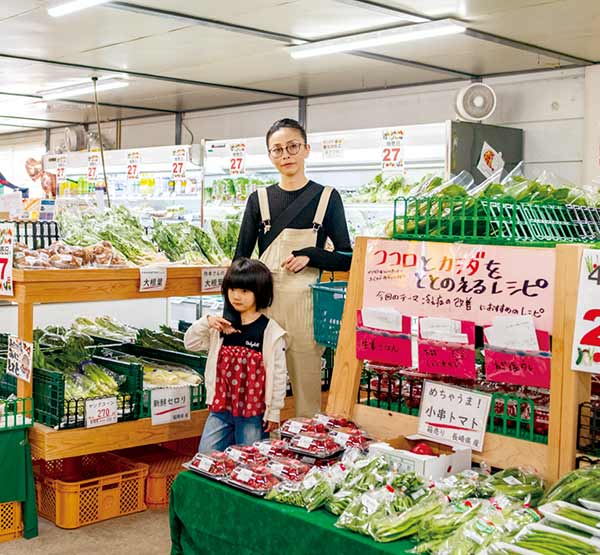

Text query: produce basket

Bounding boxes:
[359,365,424,416]
[391,196,596,246]
[487,392,548,444]
[311,281,347,349]
[0,386,33,431]
[0,219,60,250]
[577,401,600,456]
[34,453,148,529]
[0,501,22,544]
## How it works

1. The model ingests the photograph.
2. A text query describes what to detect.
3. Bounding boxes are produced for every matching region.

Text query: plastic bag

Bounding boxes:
[336,486,397,536]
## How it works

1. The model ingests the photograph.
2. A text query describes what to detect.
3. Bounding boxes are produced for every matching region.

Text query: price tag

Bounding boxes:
[297,435,313,449]
[6,335,33,383]
[227,448,242,462]
[287,421,304,434]
[85,397,118,428]
[139,266,167,292]
[151,386,191,425]
[228,142,246,176]
[256,443,271,456]
[572,249,600,373]
[269,463,285,477]
[56,155,67,185]
[381,128,405,174]
[201,266,227,293]
[0,224,14,297]
[321,138,344,160]
[87,153,100,183]
[331,431,350,446]
[235,468,253,483]
[196,456,214,472]
[126,150,141,181]
[418,380,491,452]
[171,147,187,179]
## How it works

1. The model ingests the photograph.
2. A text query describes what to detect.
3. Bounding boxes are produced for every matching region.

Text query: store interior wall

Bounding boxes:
[584,65,600,186]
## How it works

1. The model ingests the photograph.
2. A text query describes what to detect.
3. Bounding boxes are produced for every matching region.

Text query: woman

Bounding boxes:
[228,118,352,418]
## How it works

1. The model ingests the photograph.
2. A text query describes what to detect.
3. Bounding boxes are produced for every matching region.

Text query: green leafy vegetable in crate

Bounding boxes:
[152,220,211,264]
[136,328,188,353]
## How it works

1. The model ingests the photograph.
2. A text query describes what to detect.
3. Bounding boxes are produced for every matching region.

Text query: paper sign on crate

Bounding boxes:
[355,309,412,367]
[139,266,167,292]
[151,387,191,425]
[0,223,14,296]
[417,318,476,380]
[363,239,556,333]
[417,380,491,452]
[201,266,227,293]
[85,397,118,428]
[6,335,33,383]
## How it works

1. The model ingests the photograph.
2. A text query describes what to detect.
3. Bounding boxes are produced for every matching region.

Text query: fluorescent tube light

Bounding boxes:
[289,19,466,59]
[48,0,111,17]
[38,77,129,100]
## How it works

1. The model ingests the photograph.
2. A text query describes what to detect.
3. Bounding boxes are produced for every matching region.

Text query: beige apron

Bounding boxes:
[257,186,333,417]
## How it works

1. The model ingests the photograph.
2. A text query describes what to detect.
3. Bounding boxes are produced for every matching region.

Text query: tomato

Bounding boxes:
[411,442,435,456]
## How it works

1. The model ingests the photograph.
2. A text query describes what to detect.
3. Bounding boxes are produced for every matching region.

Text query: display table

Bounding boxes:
[169,471,414,555]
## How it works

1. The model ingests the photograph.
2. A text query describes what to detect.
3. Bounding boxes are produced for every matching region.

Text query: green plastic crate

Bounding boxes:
[311,281,347,349]
[487,392,548,444]
[0,374,33,431]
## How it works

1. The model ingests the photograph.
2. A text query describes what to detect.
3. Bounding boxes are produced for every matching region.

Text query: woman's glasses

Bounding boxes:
[268,142,305,159]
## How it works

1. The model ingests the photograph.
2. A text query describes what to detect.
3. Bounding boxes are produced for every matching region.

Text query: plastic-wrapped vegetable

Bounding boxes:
[301,468,335,512]
[336,486,397,536]
[438,471,495,502]
[326,488,356,516]
[389,472,426,496]
[343,455,390,493]
[511,523,600,555]
[540,466,600,505]
[486,468,545,507]
[265,480,305,507]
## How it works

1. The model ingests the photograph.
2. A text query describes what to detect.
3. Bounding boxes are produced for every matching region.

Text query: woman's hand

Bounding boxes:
[282,255,310,273]
[264,420,279,433]
[207,316,239,335]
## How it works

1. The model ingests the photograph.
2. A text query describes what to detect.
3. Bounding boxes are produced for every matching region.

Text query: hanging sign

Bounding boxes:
[171,147,187,179]
[201,266,227,293]
[6,335,33,383]
[56,155,67,187]
[87,153,100,184]
[572,249,600,373]
[363,239,556,332]
[126,150,141,181]
[139,266,167,292]
[85,396,118,428]
[322,138,344,160]
[228,142,246,176]
[418,380,491,452]
[0,223,14,296]
[381,128,405,173]
[355,310,413,367]
[151,387,191,425]
[477,142,505,178]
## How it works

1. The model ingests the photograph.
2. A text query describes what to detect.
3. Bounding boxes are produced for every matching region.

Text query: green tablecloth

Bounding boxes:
[170,471,414,555]
[0,429,38,539]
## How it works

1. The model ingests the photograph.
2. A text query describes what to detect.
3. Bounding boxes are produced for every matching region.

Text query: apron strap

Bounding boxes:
[257,187,271,232]
[312,186,333,231]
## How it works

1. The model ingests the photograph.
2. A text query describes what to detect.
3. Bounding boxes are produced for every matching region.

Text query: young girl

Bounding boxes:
[184,258,287,453]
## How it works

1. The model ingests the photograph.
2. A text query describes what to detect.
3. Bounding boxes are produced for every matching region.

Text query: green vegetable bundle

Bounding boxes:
[209,217,240,260]
[486,467,545,507]
[136,328,188,353]
[512,524,600,555]
[265,481,305,507]
[336,487,399,536]
[301,470,335,512]
[540,466,600,505]
[343,456,390,493]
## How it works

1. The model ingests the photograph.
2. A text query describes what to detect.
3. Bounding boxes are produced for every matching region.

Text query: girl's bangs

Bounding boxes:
[224,269,258,292]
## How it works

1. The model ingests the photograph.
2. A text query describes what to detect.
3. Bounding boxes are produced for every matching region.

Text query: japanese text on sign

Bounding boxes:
[171,147,187,179]
[228,142,246,176]
[363,239,555,332]
[322,138,344,160]
[139,266,167,292]
[0,224,14,296]
[87,153,100,183]
[85,397,118,428]
[201,266,227,293]
[418,381,491,452]
[572,249,600,372]
[127,150,141,181]
[151,387,191,425]
[56,155,67,185]
[381,128,405,173]
[6,336,33,383]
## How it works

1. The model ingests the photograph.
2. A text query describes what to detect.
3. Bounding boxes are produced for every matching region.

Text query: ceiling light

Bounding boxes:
[38,77,129,100]
[289,19,466,59]
[48,0,111,18]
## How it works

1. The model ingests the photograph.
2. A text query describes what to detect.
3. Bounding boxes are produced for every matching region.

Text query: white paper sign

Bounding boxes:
[572,249,600,372]
[477,141,505,178]
[127,150,141,181]
[139,266,167,292]
[201,266,227,293]
[418,380,491,452]
[361,307,404,332]
[87,153,100,184]
[0,223,14,297]
[171,147,187,179]
[420,317,467,344]
[56,155,67,185]
[228,142,246,176]
[151,386,191,425]
[381,128,405,174]
[6,335,33,383]
[322,138,344,160]
[485,316,539,351]
[85,396,118,428]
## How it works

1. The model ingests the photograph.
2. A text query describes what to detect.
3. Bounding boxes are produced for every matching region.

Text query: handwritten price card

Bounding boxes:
[171,147,187,179]
[381,128,405,174]
[355,310,412,367]
[0,223,14,296]
[127,150,141,181]
[228,142,246,176]
[363,239,556,332]
[87,153,100,184]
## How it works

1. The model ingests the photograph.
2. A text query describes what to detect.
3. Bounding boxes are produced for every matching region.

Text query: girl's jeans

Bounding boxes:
[198,411,267,453]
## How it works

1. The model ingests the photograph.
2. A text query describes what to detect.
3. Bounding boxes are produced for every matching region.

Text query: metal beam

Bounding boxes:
[45,128,51,151]
[333,0,427,22]
[298,98,307,129]
[0,114,80,125]
[175,112,183,145]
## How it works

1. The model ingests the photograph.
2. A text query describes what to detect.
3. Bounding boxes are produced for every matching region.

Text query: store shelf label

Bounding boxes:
[171,147,187,179]
[0,223,14,297]
[87,153,100,183]
[56,155,67,185]
[85,397,118,428]
[321,138,344,160]
[381,128,405,174]
[418,380,491,452]
[228,142,246,176]
[201,266,227,293]
[127,150,141,181]
[6,335,33,383]
[151,387,191,425]
[139,266,167,292]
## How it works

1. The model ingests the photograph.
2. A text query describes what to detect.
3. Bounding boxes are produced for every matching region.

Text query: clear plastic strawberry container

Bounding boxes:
[224,445,269,466]
[189,451,236,478]
[313,413,358,430]
[266,457,310,482]
[329,427,370,450]
[253,439,296,459]
[289,432,345,458]
[228,465,280,494]
[280,417,328,437]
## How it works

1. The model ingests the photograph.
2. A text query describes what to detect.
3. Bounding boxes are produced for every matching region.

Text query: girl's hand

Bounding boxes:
[264,420,279,433]
[207,316,239,335]
[282,255,310,273]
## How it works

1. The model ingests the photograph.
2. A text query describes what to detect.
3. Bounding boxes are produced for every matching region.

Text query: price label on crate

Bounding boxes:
[171,147,187,179]
[85,397,118,428]
[6,335,33,383]
[228,142,246,176]
[417,381,491,452]
[0,223,14,297]
[201,266,227,293]
[321,138,344,160]
[139,266,167,292]
[151,387,191,425]
[381,128,405,174]
[56,155,67,185]
[126,150,141,181]
[572,249,600,373]
[87,153,100,183]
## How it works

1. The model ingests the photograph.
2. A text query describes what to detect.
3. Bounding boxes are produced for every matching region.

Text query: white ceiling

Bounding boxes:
[0,0,597,133]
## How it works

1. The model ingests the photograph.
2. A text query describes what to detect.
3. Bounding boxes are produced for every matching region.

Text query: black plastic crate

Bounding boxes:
[577,401,600,456]
[1,220,60,249]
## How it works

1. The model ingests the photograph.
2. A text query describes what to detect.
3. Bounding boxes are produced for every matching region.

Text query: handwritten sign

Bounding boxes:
[572,249,600,372]
[363,239,556,332]
[228,142,246,176]
[418,381,491,452]
[322,138,344,160]
[139,266,167,292]
[355,310,412,367]
[151,387,191,425]
[85,396,118,428]
[0,224,14,296]
[417,320,476,380]
[127,150,141,181]
[171,147,187,179]
[201,266,227,293]
[381,128,405,174]
[6,336,33,383]
[56,155,67,186]
[87,153,100,184]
